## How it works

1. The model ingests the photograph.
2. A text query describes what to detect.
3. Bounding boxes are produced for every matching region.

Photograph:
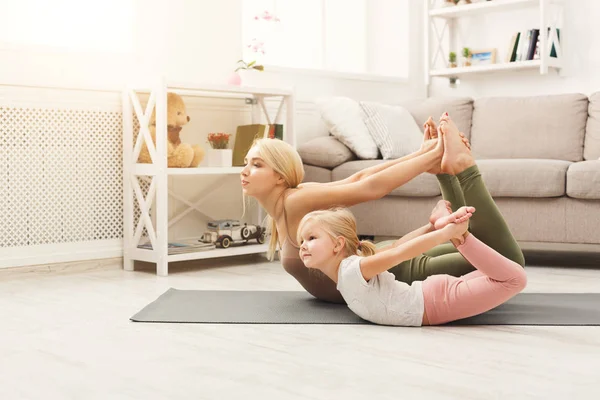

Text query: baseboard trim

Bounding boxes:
[0,257,122,279]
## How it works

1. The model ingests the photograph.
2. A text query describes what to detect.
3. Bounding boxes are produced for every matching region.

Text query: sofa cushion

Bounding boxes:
[402,97,474,139]
[567,160,600,199]
[315,97,379,159]
[359,101,423,159]
[471,94,588,161]
[298,136,356,169]
[585,92,600,160]
[302,164,333,184]
[476,159,572,197]
[332,160,441,197]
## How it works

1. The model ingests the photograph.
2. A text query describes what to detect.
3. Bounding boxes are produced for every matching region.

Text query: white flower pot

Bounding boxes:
[239,69,267,87]
[207,149,232,167]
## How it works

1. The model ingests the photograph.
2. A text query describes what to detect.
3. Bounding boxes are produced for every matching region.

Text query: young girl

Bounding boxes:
[241,113,524,305]
[296,206,527,326]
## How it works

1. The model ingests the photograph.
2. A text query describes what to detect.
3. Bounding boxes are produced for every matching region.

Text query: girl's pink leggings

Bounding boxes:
[422,234,527,325]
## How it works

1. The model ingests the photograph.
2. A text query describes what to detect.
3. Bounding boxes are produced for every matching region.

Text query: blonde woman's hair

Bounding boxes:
[296,207,377,258]
[243,138,305,260]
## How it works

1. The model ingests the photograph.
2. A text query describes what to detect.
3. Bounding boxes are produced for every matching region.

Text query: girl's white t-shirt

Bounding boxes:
[336,255,425,326]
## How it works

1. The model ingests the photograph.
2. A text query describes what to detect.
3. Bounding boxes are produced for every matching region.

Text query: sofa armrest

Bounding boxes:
[298,136,357,169]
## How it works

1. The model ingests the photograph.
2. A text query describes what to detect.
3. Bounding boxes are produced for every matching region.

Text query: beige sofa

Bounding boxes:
[298,93,600,252]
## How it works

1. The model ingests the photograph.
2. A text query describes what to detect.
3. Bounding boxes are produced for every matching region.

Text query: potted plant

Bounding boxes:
[449,52,457,68]
[462,47,472,67]
[206,133,232,167]
[228,59,265,86]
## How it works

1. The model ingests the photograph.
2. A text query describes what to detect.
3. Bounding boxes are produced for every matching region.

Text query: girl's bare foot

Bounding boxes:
[429,200,452,227]
[440,207,475,245]
[439,113,475,175]
[434,205,476,230]
[442,218,472,246]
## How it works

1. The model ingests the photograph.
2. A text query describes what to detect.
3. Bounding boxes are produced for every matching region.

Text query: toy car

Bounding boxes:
[200,219,266,248]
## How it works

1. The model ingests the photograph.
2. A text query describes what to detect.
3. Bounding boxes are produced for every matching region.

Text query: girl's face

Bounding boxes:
[298,221,338,269]
[240,146,283,197]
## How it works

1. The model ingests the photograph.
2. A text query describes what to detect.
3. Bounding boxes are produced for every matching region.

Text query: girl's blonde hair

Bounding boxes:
[246,138,304,260]
[296,207,377,258]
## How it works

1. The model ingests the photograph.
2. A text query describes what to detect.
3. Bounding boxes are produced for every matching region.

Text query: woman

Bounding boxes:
[240,113,524,303]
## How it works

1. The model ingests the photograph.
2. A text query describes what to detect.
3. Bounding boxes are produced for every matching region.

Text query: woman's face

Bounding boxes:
[240,146,283,197]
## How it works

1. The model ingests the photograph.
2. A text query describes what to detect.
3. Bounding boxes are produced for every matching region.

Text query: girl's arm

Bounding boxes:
[375,223,435,253]
[360,227,451,281]
[289,141,442,214]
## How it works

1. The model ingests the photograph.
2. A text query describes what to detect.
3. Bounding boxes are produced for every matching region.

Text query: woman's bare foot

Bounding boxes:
[459,132,471,150]
[429,200,452,226]
[424,117,438,139]
[421,117,443,174]
[439,113,475,175]
[434,205,476,230]
[426,115,470,147]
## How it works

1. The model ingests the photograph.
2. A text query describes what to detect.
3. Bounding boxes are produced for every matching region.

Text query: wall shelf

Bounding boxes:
[425,0,564,84]
[430,58,561,78]
[429,0,540,19]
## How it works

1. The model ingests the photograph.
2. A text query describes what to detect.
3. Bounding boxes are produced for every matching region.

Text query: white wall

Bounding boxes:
[1,0,421,139]
[0,0,423,266]
[428,1,600,98]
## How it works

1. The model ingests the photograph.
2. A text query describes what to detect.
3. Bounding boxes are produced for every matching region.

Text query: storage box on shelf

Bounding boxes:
[425,0,563,83]
[122,80,295,276]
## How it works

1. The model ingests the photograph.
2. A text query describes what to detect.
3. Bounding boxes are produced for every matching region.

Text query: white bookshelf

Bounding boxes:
[122,79,295,276]
[429,0,540,19]
[425,0,563,83]
[429,58,561,78]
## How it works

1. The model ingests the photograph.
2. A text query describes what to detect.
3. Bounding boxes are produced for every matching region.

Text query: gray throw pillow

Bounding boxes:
[297,136,357,169]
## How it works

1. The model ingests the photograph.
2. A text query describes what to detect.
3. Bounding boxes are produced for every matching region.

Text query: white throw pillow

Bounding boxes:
[315,97,379,159]
[360,101,424,159]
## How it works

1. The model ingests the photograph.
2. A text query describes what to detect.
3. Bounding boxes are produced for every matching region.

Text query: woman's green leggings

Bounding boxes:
[383,165,525,284]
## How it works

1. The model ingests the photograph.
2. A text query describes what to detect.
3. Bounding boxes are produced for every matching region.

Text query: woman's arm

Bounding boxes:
[290,141,443,213]
[360,227,451,281]
[298,138,438,189]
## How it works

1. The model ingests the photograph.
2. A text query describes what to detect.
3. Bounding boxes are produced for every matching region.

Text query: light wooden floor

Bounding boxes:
[2,255,600,400]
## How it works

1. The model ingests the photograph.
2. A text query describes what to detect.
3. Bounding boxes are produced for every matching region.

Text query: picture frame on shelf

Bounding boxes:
[470,49,497,65]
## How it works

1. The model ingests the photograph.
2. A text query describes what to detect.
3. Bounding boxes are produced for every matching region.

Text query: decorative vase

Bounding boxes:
[239,69,267,87]
[207,149,233,167]
[228,72,242,86]
[463,57,472,67]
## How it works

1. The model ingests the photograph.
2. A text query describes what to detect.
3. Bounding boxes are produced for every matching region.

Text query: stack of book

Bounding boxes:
[232,123,284,166]
[137,238,216,255]
[505,27,560,63]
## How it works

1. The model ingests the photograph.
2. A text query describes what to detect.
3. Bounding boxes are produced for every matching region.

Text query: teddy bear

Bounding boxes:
[138,92,205,168]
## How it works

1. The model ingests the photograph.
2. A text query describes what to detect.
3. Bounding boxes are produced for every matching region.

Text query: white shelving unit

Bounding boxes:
[425,0,563,84]
[122,79,295,276]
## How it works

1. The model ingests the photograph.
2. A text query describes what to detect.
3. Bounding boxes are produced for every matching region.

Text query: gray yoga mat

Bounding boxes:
[130,289,600,326]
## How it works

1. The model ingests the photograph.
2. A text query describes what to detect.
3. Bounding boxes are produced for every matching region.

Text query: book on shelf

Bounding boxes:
[534,28,560,59]
[507,27,560,63]
[505,32,519,63]
[232,123,284,166]
[137,238,216,254]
